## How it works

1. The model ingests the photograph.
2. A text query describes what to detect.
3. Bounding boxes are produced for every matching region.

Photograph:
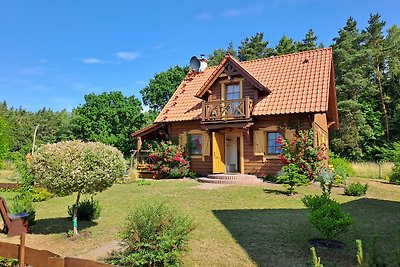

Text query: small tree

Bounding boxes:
[31,140,125,235]
[276,164,308,194]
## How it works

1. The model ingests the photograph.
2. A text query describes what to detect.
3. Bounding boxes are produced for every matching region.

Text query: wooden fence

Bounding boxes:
[0,241,115,267]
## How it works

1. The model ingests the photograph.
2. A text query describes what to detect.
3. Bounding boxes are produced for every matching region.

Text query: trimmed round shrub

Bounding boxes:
[68,198,101,221]
[31,140,125,197]
[108,202,194,266]
[344,182,368,196]
[31,140,125,234]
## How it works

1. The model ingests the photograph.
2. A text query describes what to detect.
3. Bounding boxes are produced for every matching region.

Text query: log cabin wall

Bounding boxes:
[209,77,257,101]
[244,114,312,177]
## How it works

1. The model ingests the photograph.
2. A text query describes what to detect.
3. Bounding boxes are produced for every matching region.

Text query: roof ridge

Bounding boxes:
[240,47,332,65]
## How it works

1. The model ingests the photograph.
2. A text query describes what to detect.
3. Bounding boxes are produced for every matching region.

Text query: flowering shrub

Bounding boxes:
[277,129,327,181]
[148,141,190,178]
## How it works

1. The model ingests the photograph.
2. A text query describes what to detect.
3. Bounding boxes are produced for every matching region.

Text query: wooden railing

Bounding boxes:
[202,97,253,123]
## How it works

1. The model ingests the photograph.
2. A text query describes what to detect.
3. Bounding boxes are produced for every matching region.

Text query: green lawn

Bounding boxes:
[0,177,399,266]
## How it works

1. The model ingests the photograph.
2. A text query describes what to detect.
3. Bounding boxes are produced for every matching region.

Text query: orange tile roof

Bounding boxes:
[155,48,333,123]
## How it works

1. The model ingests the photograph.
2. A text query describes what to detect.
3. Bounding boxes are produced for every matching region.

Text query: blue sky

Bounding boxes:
[1,0,399,111]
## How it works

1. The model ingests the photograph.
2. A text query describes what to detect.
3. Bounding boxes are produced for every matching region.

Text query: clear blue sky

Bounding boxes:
[1,0,399,111]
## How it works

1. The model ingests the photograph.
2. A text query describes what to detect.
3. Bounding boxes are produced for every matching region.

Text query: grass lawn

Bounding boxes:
[0,177,399,266]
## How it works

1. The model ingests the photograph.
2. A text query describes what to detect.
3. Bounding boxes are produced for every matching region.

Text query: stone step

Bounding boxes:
[198,177,263,185]
[207,174,258,180]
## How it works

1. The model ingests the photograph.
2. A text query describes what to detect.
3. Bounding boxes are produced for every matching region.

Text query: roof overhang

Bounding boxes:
[131,123,163,138]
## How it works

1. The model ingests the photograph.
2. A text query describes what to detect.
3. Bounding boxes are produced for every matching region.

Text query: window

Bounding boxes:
[267,132,282,155]
[190,134,202,155]
[226,84,240,100]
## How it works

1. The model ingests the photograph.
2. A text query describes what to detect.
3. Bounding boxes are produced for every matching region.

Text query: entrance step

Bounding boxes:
[198,174,263,185]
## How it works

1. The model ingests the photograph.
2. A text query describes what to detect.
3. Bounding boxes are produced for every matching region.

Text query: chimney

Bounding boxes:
[199,54,208,72]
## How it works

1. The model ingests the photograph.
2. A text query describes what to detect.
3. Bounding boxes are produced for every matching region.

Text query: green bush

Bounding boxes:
[344,182,368,196]
[276,163,309,194]
[302,194,352,240]
[389,162,400,184]
[302,194,333,211]
[31,187,54,202]
[10,192,36,226]
[329,156,355,176]
[107,202,193,266]
[67,198,101,221]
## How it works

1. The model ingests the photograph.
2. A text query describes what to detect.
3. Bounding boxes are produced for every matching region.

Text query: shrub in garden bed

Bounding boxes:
[302,195,352,241]
[107,202,193,266]
[68,198,101,221]
[344,182,368,196]
[10,192,36,226]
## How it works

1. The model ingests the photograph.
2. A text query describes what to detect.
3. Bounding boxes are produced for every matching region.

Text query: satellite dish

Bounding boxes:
[190,56,200,71]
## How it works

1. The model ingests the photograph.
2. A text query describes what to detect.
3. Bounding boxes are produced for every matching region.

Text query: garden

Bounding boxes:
[0,130,399,266]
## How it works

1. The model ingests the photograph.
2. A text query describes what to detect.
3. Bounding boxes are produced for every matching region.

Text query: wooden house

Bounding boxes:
[132,48,338,178]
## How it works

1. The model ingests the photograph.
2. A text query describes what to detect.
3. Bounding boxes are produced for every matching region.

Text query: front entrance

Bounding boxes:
[225,133,240,173]
[212,131,243,174]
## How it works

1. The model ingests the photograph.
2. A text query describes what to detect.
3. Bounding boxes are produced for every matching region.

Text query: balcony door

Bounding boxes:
[226,84,240,116]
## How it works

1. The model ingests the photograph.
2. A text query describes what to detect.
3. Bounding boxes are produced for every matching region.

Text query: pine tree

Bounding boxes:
[364,13,390,142]
[275,35,299,55]
[300,29,323,51]
[238,32,275,61]
[207,42,238,66]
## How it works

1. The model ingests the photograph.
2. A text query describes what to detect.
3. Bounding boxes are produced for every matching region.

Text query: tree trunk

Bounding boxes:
[376,63,390,142]
[73,192,81,236]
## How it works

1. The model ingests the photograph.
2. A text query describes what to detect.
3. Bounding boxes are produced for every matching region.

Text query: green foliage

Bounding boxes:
[279,129,327,181]
[148,141,190,179]
[137,179,151,186]
[329,156,354,186]
[318,169,334,196]
[10,192,36,226]
[300,29,323,51]
[356,239,366,267]
[390,163,400,184]
[302,194,352,240]
[238,32,274,61]
[276,164,308,194]
[30,187,54,202]
[140,66,190,112]
[70,92,145,156]
[31,140,126,197]
[302,194,333,211]
[344,182,369,196]
[310,247,323,267]
[207,42,238,66]
[0,116,10,169]
[0,256,18,267]
[275,35,300,56]
[67,198,101,221]
[107,202,193,266]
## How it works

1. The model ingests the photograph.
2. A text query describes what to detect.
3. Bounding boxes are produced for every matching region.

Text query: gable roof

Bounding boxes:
[155,48,334,123]
[195,54,270,98]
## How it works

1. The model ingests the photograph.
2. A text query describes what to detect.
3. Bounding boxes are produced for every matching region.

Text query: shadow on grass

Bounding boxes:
[30,217,97,235]
[263,188,292,196]
[213,198,400,267]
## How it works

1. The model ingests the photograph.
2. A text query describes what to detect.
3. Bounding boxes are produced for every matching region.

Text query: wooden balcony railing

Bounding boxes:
[202,96,253,123]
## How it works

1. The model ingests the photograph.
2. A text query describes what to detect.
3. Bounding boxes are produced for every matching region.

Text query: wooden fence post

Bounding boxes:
[19,233,26,267]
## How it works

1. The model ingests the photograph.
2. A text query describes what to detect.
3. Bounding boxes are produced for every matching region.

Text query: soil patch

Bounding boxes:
[309,238,345,249]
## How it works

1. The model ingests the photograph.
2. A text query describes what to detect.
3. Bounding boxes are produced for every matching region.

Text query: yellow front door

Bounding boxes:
[212,132,225,173]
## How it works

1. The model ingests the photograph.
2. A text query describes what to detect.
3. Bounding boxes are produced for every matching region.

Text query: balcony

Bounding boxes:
[201,97,253,124]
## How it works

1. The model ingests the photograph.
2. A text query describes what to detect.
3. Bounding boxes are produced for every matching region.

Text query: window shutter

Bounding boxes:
[284,129,296,146]
[202,132,210,156]
[253,130,265,156]
[179,132,187,147]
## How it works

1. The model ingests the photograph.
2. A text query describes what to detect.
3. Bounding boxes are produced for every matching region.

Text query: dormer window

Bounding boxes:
[226,84,240,100]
